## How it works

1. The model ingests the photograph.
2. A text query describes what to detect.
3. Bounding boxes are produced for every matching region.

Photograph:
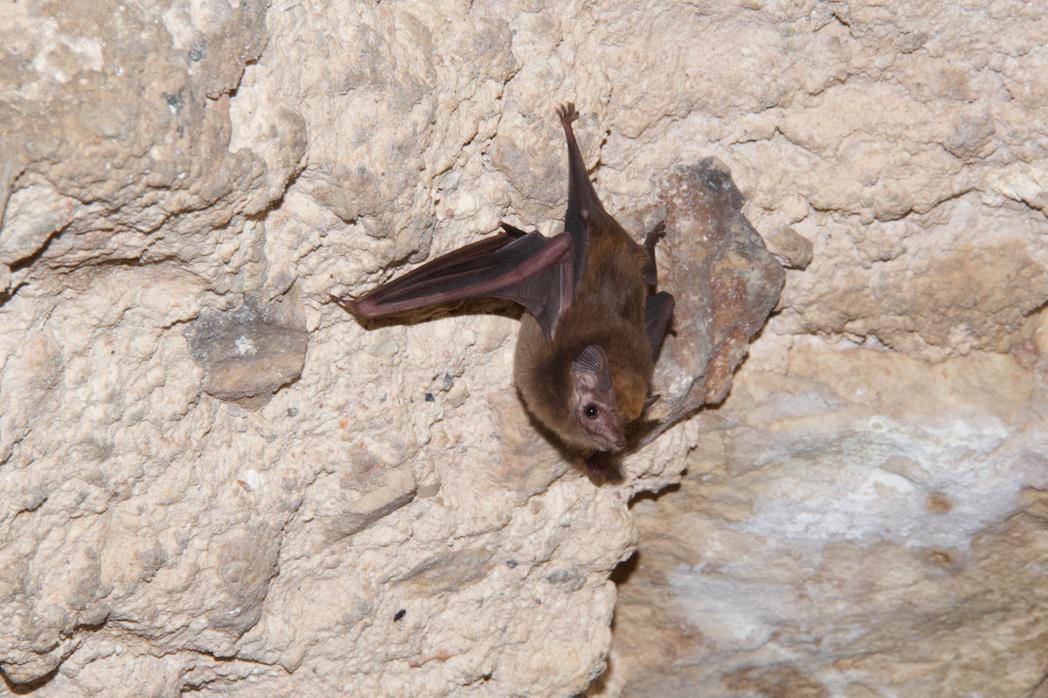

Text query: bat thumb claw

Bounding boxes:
[330,293,360,315]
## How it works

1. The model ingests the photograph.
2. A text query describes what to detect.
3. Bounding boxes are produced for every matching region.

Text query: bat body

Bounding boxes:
[338,104,674,454]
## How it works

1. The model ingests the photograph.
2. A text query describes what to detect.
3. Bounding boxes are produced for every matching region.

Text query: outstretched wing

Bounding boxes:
[336,226,574,341]
[339,105,616,341]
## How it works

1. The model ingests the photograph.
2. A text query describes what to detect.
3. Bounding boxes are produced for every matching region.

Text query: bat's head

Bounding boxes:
[569,345,626,452]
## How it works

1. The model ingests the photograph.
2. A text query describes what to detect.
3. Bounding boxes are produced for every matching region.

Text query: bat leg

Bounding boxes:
[556,102,579,126]
[644,220,667,249]
[645,291,675,358]
[642,220,667,286]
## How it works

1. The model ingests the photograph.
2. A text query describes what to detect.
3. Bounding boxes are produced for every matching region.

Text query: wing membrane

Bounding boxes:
[338,230,574,341]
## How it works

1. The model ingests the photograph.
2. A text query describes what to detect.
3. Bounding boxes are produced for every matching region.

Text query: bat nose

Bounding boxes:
[606,427,627,452]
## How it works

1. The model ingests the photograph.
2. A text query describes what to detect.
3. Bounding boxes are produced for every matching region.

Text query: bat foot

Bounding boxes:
[644,220,667,250]
[556,102,579,127]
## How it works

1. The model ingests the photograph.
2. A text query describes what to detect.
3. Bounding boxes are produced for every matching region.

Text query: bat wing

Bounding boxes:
[645,291,675,358]
[559,103,673,356]
[341,105,620,341]
[556,102,623,282]
[338,227,574,341]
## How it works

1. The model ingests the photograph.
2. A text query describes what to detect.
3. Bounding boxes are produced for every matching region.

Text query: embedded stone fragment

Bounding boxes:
[209,526,282,637]
[643,159,785,444]
[765,225,814,270]
[305,464,418,550]
[187,286,307,408]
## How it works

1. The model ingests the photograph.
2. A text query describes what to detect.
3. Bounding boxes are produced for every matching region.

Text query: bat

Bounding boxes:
[335,103,674,455]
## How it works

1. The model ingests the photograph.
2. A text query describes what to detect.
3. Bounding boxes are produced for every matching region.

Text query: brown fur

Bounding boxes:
[514,212,655,452]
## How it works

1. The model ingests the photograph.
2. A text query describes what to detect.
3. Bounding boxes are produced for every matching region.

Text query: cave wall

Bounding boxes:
[1,1,1046,696]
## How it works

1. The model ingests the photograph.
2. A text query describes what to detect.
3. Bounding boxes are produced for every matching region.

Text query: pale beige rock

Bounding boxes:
[2,0,1047,696]
[765,226,814,271]
[606,339,1048,697]
[187,286,309,407]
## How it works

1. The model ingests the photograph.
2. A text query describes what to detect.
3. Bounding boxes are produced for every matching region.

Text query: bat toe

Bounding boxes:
[644,220,667,248]
[556,102,579,125]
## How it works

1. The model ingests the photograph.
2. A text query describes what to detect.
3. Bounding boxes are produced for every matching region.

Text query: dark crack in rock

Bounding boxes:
[187,286,307,408]
[643,159,785,446]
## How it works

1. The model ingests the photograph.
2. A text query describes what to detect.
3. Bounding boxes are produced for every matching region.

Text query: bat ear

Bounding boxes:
[643,393,661,410]
[571,345,612,393]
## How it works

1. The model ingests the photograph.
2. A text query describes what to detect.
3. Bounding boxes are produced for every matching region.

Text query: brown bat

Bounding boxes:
[336,103,674,454]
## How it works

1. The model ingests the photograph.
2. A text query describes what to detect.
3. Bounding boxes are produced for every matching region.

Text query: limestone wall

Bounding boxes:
[1,1,1045,696]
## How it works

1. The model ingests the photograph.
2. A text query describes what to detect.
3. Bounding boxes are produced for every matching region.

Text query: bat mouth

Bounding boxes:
[591,432,627,453]
[580,411,627,453]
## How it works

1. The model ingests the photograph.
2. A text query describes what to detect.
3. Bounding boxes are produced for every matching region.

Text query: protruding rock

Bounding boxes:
[643,159,785,445]
[765,226,814,270]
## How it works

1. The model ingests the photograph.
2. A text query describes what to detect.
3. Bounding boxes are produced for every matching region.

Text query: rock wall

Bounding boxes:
[595,1,1048,696]
[1,1,1046,696]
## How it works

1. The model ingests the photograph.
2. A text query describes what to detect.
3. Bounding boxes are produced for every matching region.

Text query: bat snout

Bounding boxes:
[587,418,626,453]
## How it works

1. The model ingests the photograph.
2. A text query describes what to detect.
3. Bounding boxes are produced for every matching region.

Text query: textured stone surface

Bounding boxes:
[591,0,1048,693]
[187,286,308,407]
[605,338,1048,696]
[643,160,784,448]
[2,0,1047,696]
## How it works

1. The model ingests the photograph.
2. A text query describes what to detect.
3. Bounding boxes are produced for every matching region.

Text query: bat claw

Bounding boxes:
[556,102,579,126]
[644,221,667,249]
[499,220,531,239]
[330,293,360,314]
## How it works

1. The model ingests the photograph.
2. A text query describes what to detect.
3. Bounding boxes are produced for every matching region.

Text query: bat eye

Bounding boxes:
[584,403,599,419]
